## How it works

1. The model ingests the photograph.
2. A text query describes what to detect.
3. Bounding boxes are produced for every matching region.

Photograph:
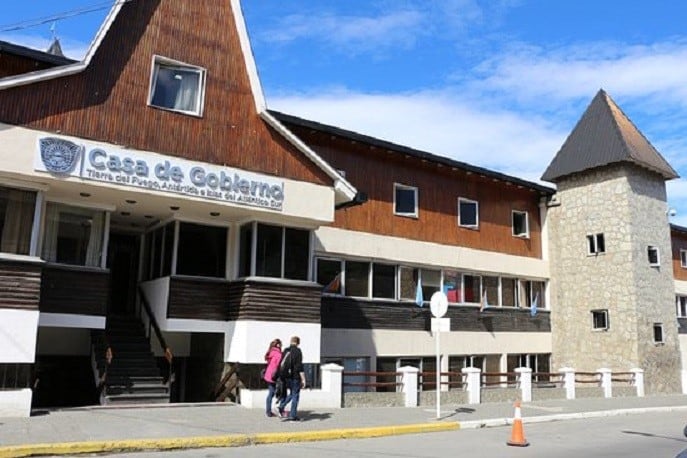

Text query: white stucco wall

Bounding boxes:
[225,320,321,364]
[0,309,39,363]
[0,389,32,418]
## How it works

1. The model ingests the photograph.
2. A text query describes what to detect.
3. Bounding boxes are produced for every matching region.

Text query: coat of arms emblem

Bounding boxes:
[39,137,82,174]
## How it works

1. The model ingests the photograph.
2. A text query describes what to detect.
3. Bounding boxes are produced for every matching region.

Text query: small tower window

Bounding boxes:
[653,323,664,344]
[591,309,608,331]
[587,233,605,255]
[647,246,660,267]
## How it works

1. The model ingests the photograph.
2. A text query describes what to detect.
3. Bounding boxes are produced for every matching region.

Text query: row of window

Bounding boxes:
[316,257,546,308]
[592,309,664,343]
[393,183,530,237]
[587,233,661,267]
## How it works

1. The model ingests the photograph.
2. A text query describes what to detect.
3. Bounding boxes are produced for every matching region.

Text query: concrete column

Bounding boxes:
[559,367,575,400]
[598,368,612,398]
[320,363,343,407]
[440,354,450,392]
[631,368,644,397]
[399,366,419,408]
[515,367,532,402]
[461,367,481,404]
[682,370,687,394]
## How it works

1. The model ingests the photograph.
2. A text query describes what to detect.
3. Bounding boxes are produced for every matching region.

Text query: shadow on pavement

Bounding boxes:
[622,430,687,443]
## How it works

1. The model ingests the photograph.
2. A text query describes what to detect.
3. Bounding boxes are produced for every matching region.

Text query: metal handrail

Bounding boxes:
[137,286,174,384]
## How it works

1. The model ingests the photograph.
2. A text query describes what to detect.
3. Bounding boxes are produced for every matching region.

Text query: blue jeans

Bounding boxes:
[278,378,301,419]
[265,382,276,415]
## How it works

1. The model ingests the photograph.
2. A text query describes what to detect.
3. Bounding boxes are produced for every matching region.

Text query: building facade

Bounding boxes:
[0,0,684,416]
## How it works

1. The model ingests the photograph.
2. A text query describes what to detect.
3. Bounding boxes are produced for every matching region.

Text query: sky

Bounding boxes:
[2,1,687,224]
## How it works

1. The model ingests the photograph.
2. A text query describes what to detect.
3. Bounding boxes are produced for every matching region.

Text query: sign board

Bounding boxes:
[431,317,450,333]
[429,291,448,318]
[35,136,285,211]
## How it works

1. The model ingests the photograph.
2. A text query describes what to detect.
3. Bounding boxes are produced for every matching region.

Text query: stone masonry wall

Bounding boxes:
[549,164,681,393]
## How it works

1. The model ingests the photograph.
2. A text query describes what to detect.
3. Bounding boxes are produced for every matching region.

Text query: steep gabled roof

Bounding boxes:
[542,89,678,183]
[271,110,555,195]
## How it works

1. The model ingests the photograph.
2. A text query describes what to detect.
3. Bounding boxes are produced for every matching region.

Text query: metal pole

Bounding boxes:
[436,329,440,419]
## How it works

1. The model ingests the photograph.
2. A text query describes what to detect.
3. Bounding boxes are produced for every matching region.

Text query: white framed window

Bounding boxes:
[677,296,687,317]
[587,233,605,255]
[458,198,479,229]
[149,55,206,116]
[653,323,664,344]
[648,245,660,267]
[316,257,343,295]
[394,183,418,217]
[42,203,106,267]
[591,309,608,331]
[0,186,37,256]
[512,210,529,238]
[238,222,311,281]
[681,250,687,268]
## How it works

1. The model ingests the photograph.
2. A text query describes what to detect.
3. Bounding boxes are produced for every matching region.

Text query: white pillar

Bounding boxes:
[461,367,481,404]
[559,367,575,400]
[598,368,612,398]
[320,363,343,407]
[515,367,532,402]
[631,368,644,397]
[399,366,419,408]
[440,354,449,392]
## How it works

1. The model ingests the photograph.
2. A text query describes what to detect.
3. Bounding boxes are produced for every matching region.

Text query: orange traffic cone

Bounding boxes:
[506,400,529,447]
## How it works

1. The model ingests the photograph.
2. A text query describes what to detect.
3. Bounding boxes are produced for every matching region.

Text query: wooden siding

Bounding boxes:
[0,260,42,310]
[672,228,687,281]
[0,53,58,78]
[287,125,543,258]
[322,297,550,332]
[167,277,230,321]
[0,1,330,187]
[228,280,322,323]
[40,266,108,315]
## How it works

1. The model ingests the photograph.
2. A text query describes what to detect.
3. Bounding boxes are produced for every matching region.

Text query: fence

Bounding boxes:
[239,365,645,409]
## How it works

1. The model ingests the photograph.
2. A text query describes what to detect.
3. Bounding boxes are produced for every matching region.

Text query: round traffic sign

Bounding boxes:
[429,291,448,318]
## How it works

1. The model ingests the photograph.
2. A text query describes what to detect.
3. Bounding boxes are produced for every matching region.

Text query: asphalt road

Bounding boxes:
[73,410,687,457]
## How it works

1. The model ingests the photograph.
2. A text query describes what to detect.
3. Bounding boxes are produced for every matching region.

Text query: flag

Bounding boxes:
[415,278,424,307]
[479,289,489,312]
[531,292,539,317]
[323,272,341,294]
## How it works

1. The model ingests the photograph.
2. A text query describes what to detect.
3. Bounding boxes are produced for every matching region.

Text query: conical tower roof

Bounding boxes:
[541,89,678,183]
[46,38,65,57]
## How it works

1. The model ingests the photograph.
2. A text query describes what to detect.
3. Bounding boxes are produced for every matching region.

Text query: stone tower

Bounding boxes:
[543,89,681,393]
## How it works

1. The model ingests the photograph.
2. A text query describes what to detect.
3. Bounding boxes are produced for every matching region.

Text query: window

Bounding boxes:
[420,268,441,301]
[241,223,311,280]
[648,246,660,267]
[0,186,36,255]
[372,263,395,299]
[458,198,479,228]
[176,223,227,278]
[317,258,342,294]
[681,250,687,268]
[42,203,105,267]
[149,56,206,116]
[519,280,545,309]
[463,274,482,303]
[346,261,370,297]
[592,310,608,331]
[512,211,529,238]
[587,233,605,255]
[501,277,517,307]
[443,270,461,303]
[677,296,687,318]
[483,276,499,306]
[398,266,418,301]
[653,323,664,344]
[394,184,418,217]
[146,222,174,279]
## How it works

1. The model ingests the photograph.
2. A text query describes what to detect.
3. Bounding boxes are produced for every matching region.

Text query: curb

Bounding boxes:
[0,422,459,458]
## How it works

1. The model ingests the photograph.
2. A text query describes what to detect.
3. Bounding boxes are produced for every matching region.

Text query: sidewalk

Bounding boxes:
[2,395,687,457]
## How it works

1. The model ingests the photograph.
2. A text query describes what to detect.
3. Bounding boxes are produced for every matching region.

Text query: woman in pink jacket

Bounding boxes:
[263,338,282,417]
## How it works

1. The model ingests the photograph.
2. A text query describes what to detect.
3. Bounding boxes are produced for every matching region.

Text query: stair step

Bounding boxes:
[106,376,165,385]
[104,392,170,405]
[106,383,169,395]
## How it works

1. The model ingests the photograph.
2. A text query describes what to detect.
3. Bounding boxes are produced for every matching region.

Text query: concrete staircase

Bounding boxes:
[93,315,170,405]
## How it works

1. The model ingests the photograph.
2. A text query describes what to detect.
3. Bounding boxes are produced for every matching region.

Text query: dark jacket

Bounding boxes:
[280,345,304,379]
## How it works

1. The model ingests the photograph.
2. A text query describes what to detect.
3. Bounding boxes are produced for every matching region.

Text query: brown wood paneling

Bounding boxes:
[322,297,550,332]
[0,260,42,310]
[288,126,543,258]
[40,266,108,315]
[0,1,330,187]
[228,280,322,323]
[672,228,687,281]
[168,277,230,320]
[0,53,57,78]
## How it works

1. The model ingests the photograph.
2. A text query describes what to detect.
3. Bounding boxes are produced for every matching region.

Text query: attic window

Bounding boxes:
[149,56,206,116]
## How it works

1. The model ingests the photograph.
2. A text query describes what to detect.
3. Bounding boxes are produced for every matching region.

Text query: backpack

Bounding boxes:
[278,348,294,379]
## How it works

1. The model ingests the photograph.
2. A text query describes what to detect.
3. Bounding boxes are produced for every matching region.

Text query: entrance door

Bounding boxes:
[107,233,140,316]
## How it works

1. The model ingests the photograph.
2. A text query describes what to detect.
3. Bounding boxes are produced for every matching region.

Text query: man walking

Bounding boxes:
[277,336,306,421]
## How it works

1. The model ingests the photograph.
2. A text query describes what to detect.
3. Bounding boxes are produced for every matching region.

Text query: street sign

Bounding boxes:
[430,291,448,318]
[431,317,450,332]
